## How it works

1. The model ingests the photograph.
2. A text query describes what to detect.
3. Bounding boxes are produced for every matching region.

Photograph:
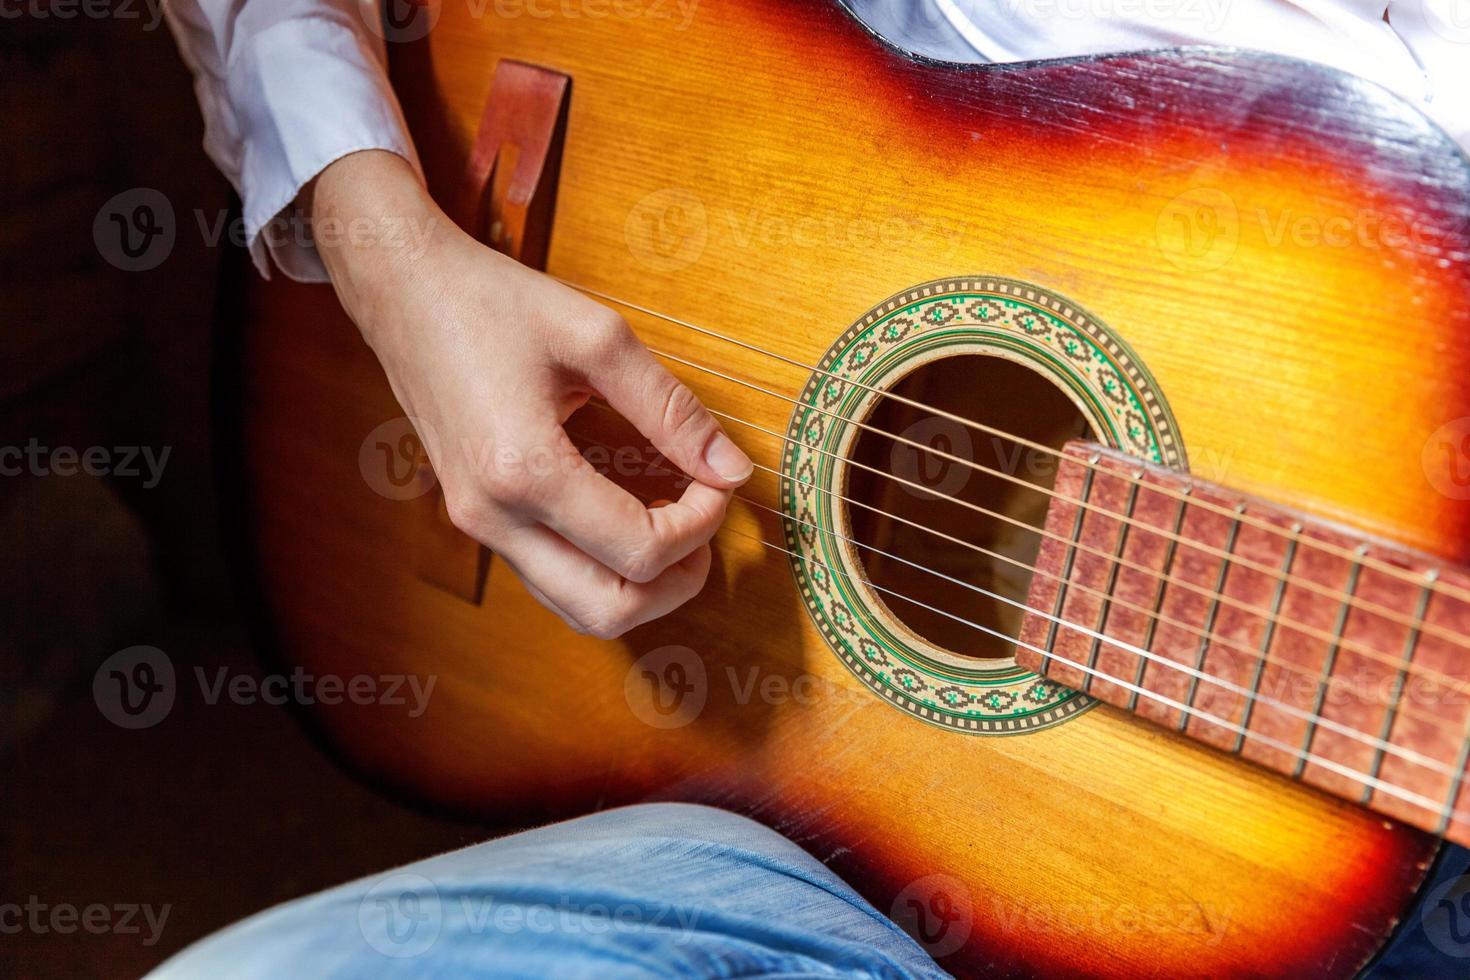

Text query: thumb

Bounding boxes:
[584,322,753,488]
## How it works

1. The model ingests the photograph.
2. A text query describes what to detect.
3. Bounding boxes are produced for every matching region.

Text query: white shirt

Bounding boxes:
[165,0,1470,282]
[164,0,422,281]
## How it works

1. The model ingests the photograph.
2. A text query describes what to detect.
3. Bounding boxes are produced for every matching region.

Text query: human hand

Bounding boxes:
[311,150,752,637]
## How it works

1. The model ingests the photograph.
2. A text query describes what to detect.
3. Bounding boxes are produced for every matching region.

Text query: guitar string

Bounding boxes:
[739,464,1467,740]
[580,397,1470,723]
[580,447,1455,819]
[570,276,1468,603]
[697,402,1470,705]
[762,464,1468,738]
[559,278,1470,611]
[731,522,1455,819]
[581,397,1470,705]
[567,425,1461,775]
[646,339,1467,656]
[754,495,1457,776]
[655,344,1470,660]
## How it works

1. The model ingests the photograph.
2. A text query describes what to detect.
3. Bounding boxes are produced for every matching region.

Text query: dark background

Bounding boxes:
[0,11,489,978]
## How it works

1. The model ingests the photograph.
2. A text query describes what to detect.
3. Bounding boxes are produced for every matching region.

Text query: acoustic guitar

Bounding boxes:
[222,1,1470,975]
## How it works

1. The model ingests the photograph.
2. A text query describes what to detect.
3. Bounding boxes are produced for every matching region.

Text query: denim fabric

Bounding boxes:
[1367,843,1470,978]
[147,803,950,979]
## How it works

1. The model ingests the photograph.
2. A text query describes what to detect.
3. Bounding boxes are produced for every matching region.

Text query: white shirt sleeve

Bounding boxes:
[169,0,1466,286]
[164,0,423,282]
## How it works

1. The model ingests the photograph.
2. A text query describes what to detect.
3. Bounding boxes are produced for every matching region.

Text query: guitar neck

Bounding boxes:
[1017,441,1470,846]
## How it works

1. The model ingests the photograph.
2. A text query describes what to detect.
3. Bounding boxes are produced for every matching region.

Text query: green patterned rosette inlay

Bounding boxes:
[781,278,1186,735]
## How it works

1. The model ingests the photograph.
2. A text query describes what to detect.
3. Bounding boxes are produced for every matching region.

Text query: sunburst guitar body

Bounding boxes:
[223,1,1470,976]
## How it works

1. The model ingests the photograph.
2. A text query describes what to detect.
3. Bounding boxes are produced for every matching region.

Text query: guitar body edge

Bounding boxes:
[228,2,1470,975]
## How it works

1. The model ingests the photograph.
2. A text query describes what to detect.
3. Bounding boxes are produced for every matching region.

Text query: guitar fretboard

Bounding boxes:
[1017,441,1470,846]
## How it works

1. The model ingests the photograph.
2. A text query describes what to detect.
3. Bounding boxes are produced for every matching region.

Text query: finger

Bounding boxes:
[576,317,753,488]
[498,524,713,639]
[512,422,731,583]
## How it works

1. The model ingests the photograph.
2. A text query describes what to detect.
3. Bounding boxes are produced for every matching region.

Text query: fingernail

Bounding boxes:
[703,432,753,483]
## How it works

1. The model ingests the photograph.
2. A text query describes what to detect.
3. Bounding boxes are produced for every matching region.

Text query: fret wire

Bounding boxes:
[577,279,1470,613]
[723,520,1449,816]
[1295,547,1367,780]
[1437,723,1470,836]
[663,397,1470,699]
[571,425,1463,780]
[1127,488,1190,713]
[1233,523,1302,754]
[1082,476,1141,694]
[1364,574,1437,805]
[651,341,1455,647]
[1039,464,1094,677]
[1179,505,1245,733]
[763,484,1452,776]
[580,403,1470,736]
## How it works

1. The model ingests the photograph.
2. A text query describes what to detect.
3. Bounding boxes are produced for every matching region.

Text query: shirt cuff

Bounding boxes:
[228,14,423,282]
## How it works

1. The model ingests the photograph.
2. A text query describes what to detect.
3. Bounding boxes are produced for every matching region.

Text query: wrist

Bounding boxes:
[310,150,444,344]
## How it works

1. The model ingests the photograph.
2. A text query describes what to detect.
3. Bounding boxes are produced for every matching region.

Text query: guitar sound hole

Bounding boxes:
[845,355,1092,661]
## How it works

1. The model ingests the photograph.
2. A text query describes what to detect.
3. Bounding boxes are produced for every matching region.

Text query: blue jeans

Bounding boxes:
[147,803,950,978]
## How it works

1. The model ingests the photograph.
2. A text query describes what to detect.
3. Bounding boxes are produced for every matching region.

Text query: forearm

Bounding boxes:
[310,150,446,344]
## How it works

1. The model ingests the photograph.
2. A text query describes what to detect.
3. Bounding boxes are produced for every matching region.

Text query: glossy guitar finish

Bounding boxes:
[226,1,1470,975]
